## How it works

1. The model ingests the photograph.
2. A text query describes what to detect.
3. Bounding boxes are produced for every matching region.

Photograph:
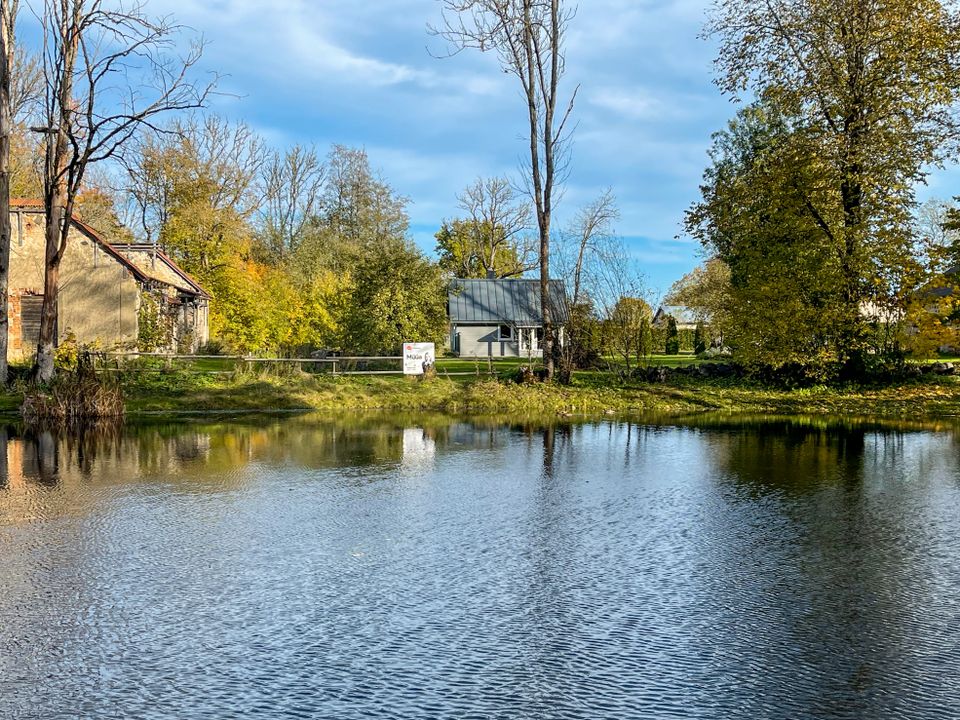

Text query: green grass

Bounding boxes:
[5,355,960,422]
[97,365,960,421]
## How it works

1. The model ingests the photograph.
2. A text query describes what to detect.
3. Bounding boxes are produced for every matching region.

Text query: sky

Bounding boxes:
[50,0,960,296]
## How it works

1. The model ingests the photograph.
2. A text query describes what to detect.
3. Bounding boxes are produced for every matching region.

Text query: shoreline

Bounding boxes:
[6,371,960,423]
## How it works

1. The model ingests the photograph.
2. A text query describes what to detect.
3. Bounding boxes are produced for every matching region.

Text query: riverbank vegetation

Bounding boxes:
[3,360,958,421]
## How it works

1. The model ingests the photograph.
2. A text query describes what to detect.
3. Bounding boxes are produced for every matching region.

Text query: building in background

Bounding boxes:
[7,200,209,359]
[447,277,568,358]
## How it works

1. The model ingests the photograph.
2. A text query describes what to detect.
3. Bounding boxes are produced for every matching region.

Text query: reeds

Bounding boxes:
[20,357,125,424]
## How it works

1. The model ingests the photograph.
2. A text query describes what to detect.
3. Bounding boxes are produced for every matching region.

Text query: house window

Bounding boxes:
[520,328,540,353]
[499,324,513,341]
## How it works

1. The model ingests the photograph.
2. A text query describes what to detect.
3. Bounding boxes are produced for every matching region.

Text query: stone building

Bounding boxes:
[7,200,209,359]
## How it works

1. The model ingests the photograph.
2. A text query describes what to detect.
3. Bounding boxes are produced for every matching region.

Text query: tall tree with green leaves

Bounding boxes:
[705,0,960,372]
[342,239,448,355]
[686,103,849,370]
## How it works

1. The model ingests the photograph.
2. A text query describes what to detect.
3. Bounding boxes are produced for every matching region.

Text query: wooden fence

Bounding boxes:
[98,352,486,377]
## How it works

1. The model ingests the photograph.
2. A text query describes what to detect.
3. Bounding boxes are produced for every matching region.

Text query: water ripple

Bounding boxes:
[0,418,958,719]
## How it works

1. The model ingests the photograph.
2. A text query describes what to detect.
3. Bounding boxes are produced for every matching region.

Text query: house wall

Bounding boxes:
[452,324,547,358]
[7,210,139,358]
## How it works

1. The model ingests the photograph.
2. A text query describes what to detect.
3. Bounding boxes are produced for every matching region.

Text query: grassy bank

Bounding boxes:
[4,361,960,420]
[87,367,960,419]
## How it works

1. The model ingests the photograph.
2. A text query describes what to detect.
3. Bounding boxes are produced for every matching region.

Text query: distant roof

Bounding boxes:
[10,200,208,298]
[449,278,569,325]
[654,305,703,327]
[113,244,210,299]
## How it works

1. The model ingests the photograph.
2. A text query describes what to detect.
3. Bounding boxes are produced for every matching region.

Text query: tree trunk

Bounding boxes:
[838,125,865,376]
[0,82,10,388]
[34,0,78,383]
[34,198,64,382]
[0,0,14,385]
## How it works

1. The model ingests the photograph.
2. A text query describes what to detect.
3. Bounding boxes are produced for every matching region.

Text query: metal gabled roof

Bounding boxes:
[448,278,569,325]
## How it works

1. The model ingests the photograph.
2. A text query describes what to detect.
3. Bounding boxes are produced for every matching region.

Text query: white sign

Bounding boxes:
[403,342,435,375]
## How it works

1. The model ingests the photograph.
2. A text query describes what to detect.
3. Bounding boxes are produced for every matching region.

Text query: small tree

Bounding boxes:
[605,296,653,377]
[665,316,680,355]
[693,321,707,355]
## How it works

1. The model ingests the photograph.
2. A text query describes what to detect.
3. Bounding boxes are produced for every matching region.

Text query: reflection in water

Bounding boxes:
[1,414,959,719]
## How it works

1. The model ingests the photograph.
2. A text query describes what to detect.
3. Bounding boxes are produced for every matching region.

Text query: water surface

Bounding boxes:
[1,415,958,719]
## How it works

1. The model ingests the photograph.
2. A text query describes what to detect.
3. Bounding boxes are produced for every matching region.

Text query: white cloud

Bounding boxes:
[590,88,665,120]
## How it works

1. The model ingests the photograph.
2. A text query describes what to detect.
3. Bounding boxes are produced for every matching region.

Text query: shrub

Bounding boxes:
[693,322,707,355]
[197,339,229,356]
[665,317,680,355]
[21,355,125,423]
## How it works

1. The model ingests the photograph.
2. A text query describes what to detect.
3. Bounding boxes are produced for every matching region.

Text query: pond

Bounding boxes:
[1,414,959,719]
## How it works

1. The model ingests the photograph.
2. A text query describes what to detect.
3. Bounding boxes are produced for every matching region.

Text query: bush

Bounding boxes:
[665,317,680,355]
[693,322,707,355]
[513,365,538,384]
[21,356,125,423]
[196,339,229,356]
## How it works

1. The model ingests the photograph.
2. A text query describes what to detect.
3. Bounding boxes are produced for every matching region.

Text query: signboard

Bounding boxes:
[403,342,435,375]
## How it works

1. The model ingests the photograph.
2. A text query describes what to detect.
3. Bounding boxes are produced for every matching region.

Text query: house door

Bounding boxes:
[20,295,48,353]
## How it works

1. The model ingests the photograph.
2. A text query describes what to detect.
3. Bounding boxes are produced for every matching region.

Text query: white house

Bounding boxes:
[447,278,569,358]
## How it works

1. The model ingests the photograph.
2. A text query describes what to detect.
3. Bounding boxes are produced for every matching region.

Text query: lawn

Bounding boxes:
[6,352,960,422]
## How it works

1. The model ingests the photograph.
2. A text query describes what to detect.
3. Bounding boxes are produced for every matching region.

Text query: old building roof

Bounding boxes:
[112,244,211,299]
[10,200,209,299]
[448,278,569,325]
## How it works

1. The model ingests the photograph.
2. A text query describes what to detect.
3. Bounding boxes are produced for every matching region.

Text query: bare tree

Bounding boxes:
[432,0,578,380]
[0,0,18,385]
[10,45,41,120]
[553,189,619,377]
[123,115,265,251]
[458,176,535,277]
[594,239,655,377]
[259,144,324,259]
[32,0,214,381]
[562,188,618,305]
[321,144,408,246]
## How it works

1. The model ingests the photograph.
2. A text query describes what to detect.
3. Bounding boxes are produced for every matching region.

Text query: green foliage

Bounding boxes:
[702,0,960,373]
[137,292,173,352]
[665,317,680,355]
[604,296,654,374]
[693,322,707,355]
[341,239,449,355]
[665,258,731,340]
[129,120,437,358]
[434,177,534,279]
[54,331,80,372]
[435,219,527,278]
[563,300,604,369]
[686,103,850,372]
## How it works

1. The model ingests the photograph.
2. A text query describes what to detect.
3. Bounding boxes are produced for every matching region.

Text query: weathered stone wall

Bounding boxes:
[7,209,140,358]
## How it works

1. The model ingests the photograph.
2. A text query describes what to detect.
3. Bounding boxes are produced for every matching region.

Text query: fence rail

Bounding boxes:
[96,352,481,377]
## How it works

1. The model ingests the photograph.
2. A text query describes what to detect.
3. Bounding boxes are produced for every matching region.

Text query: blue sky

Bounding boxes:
[106,1,960,295]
